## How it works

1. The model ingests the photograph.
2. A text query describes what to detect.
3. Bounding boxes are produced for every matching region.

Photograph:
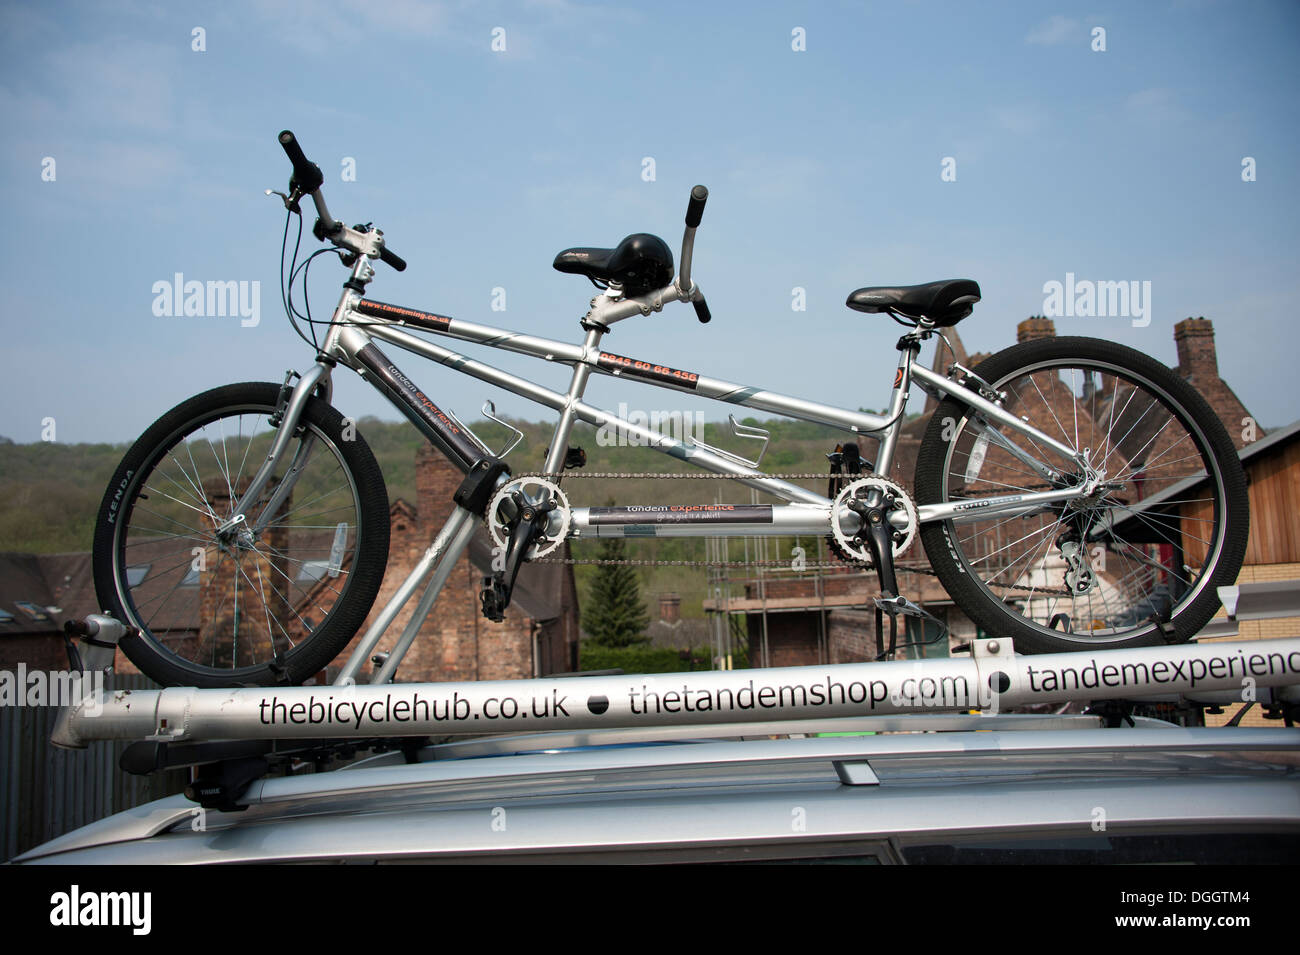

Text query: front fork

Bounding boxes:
[223,252,374,536]
[224,360,336,536]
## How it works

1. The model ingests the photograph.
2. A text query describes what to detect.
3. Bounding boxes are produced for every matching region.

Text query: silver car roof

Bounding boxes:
[16,724,1300,864]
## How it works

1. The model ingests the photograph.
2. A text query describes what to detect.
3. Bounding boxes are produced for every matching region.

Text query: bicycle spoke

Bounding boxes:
[235,543,326,636]
[231,414,259,496]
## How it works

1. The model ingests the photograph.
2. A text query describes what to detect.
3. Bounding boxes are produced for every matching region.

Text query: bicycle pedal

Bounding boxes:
[480,576,508,623]
[874,594,936,622]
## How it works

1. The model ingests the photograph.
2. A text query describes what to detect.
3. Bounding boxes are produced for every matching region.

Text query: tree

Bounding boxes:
[584,535,651,647]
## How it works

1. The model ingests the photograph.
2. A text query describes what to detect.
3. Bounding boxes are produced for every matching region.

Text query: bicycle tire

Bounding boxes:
[92,382,390,686]
[915,336,1248,653]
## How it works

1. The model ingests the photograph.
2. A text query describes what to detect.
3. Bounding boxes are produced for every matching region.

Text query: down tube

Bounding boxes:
[348,334,488,472]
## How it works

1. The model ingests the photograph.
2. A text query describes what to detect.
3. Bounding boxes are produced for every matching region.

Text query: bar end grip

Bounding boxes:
[278,129,324,194]
[380,246,407,272]
[685,184,709,228]
[693,297,711,324]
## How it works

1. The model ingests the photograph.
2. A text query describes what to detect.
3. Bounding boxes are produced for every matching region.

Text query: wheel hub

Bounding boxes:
[215,513,259,551]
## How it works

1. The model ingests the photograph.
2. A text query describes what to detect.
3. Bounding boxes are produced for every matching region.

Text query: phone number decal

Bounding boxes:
[598,352,700,389]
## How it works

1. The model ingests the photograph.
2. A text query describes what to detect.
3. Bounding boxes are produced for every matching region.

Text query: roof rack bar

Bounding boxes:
[412,712,1159,761]
[51,636,1300,748]
[1218,580,1300,622]
[241,727,1300,807]
[1197,581,1300,639]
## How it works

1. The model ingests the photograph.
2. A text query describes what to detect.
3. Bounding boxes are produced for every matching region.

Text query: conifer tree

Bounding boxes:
[584,535,651,647]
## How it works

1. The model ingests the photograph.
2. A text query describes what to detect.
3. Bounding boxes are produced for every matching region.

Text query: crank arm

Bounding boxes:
[482,502,552,622]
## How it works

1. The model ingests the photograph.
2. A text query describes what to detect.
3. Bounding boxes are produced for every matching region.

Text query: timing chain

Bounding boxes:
[505,469,1071,596]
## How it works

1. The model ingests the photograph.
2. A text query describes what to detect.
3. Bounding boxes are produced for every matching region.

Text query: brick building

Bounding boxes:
[1187,418,1300,726]
[0,552,90,672]
[322,444,580,683]
[0,444,581,685]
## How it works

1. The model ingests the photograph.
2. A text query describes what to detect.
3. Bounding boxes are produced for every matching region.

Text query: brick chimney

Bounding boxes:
[1169,317,1257,450]
[659,593,681,624]
[1017,316,1056,343]
[923,329,971,414]
[415,443,464,537]
[1174,317,1218,380]
[197,476,289,665]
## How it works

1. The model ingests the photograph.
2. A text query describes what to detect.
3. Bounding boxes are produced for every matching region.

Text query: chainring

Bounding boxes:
[486,477,572,559]
[828,477,918,567]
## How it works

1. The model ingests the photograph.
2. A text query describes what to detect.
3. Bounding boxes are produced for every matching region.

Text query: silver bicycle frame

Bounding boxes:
[231,239,1095,683]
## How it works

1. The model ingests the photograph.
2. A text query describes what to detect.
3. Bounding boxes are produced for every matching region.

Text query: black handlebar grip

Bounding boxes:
[278,129,324,194]
[380,246,407,272]
[693,297,711,324]
[685,184,709,228]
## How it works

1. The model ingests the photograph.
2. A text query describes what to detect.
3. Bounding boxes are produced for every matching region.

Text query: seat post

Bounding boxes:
[874,342,920,476]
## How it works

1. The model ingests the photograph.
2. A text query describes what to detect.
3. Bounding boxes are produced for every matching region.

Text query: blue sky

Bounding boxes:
[1,0,1297,445]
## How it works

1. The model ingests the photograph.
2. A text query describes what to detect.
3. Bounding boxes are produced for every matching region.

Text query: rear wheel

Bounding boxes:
[915,337,1248,653]
[92,382,390,686]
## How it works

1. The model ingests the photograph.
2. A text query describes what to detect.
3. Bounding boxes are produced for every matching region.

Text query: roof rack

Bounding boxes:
[248,727,1300,801]
[45,582,1300,811]
[26,724,1300,855]
[52,630,1300,750]
[411,712,1177,761]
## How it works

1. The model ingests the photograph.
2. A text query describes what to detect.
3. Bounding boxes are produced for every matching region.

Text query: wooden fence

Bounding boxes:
[1,673,187,862]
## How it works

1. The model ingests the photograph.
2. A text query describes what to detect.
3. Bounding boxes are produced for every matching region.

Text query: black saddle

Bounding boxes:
[846,279,981,327]
[553,233,674,297]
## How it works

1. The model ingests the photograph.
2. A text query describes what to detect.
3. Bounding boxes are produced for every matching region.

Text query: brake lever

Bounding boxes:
[265,187,302,214]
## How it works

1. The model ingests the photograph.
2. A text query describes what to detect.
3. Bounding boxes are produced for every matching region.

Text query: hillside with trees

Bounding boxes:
[0,413,876,624]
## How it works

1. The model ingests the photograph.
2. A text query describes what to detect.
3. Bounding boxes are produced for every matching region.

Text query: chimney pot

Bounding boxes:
[1017,316,1057,343]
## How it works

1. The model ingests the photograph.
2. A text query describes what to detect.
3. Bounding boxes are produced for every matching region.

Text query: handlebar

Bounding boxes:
[277,129,404,272]
[680,185,710,323]
[380,246,407,272]
[277,130,710,316]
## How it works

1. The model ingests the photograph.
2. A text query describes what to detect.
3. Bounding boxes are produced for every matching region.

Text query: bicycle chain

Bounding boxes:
[504,469,1072,596]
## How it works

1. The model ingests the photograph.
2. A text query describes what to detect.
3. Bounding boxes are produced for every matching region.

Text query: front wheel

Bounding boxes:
[92,382,390,687]
[915,337,1248,653]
